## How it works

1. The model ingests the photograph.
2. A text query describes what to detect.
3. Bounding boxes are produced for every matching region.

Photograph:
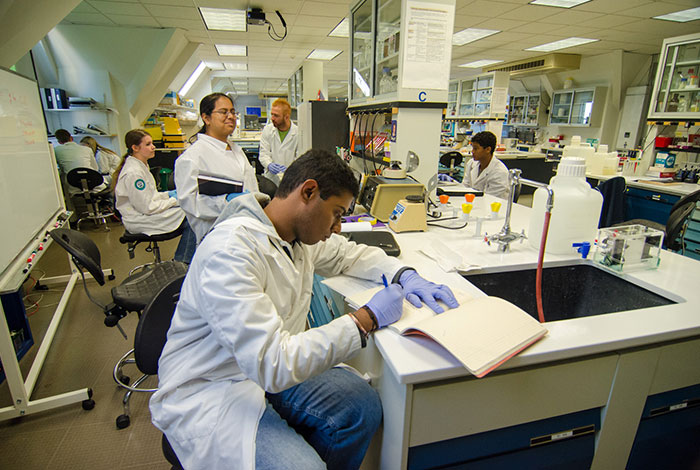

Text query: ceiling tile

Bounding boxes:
[458,1,520,17]
[157,18,206,31]
[497,5,560,22]
[575,0,655,14]
[109,14,161,27]
[72,3,99,13]
[509,21,556,34]
[299,2,349,17]
[543,25,601,37]
[539,10,605,25]
[453,15,491,29]
[479,18,528,30]
[578,14,641,29]
[89,1,149,16]
[144,4,199,20]
[625,2,694,18]
[292,14,338,28]
[140,0,194,5]
[62,12,115,25]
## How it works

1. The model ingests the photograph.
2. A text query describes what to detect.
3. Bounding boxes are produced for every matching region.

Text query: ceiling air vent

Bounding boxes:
[484,53,581,77]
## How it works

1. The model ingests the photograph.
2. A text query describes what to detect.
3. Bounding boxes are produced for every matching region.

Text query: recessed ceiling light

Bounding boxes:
[653,6,700,23]
[180,62,207,96]
[215,44,247,56]
[525,37,598,52]
[529,0,591,8]
[459,59,504,68]
[452,28,500,46]
[307,49,343,60]
[199,7,247,32]
[224,62,248,71]
[329,18,349,38]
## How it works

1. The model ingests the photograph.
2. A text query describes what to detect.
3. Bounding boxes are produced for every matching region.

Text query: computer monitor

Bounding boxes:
[245,106,262,117]
[244,114,262,130]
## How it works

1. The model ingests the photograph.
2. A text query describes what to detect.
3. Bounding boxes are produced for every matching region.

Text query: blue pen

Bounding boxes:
[381,274,388,288]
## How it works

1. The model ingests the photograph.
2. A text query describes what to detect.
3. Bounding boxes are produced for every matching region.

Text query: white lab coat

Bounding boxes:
[54,141,106,194]
[95,149,121,181]
[150,193,404,470]
[115,157,184,235]
[463,157,510,200]
[174,133,259,243]
[258,121,299,185]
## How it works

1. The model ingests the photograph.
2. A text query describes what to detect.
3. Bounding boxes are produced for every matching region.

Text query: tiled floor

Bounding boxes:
[0,220,177,469]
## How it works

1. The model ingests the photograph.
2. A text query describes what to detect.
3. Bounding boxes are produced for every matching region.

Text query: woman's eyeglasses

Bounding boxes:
[212,109,237,117]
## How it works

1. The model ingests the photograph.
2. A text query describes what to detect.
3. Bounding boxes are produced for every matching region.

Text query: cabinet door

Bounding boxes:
[447,81,459,116]
[509,95,526,125]
[459,79,475,116]
[550,91,573,125]
[656,42,700,114]
[526,95,540,125]
[375,0,401,95]
[351,0,374,100]
[570,90,595,126]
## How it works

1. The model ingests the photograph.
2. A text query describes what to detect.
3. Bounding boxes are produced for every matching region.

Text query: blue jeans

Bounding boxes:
[174,218,197,263]
[255,367,382,470]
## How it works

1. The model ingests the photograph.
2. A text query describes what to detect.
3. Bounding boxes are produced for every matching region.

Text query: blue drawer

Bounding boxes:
[407,408,599,470]
[624,187,680,226]
[627,383,700,469]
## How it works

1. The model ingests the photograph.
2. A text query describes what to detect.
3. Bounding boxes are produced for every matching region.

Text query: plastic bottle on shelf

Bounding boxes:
[528,157,603,255]
[562,135,595,171]
[379,67,392,94]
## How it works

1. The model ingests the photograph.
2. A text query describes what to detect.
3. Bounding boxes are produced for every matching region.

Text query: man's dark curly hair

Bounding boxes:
[471,131,497,155]
[276,149,359,200]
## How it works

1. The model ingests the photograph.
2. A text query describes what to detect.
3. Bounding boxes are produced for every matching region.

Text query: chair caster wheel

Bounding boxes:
[116,414,130,429]
[119,375,130,385]
[108,273,116,281]
[82,399,95,410]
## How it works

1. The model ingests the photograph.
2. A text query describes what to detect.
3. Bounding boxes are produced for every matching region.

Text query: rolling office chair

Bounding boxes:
[439,151,464,180]
[66,167,114,231]
[48,228,188,429]
[256,174,278,199]
[130,274,186,470]
[119,224,185,274]
[596,176,627,228]
[615,188,700,251]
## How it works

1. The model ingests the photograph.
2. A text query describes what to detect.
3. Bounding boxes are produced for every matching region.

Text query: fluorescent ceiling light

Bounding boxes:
[452,28,500,46]
[199,7,246,31]
[216,44,247,56]
[459,59,504,68]
[529,0,591,8]
[180,62,207,96]
[224,62,248,71]
[525,37,598,52]
[204,61,224,70]
[653,6,700,22]
[329,18,349,37]
[307,49,342,60]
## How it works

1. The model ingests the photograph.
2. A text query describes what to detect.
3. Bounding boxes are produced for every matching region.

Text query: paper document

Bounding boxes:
[347,287,547,378]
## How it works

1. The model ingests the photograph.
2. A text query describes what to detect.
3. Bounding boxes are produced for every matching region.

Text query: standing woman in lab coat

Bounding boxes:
[258,98,299,185]
[113,129,196,263]
[174,93,259,243]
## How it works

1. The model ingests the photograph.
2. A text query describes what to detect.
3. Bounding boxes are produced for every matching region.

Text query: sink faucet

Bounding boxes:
[485,169,555,252]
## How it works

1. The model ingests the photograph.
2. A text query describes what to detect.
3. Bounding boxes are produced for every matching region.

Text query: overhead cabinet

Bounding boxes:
[548,87,606,127]
[453,72,509,119]
[508,94,548,126]
[648,32,700,119]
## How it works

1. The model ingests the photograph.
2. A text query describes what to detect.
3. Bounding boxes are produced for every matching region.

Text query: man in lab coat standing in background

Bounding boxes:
[259,98,298,185]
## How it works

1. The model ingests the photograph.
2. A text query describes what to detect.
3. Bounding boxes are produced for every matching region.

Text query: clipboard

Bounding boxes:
[346,231,401,257]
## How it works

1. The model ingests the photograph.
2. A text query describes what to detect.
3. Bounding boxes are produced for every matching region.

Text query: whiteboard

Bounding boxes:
[0,68,63,275]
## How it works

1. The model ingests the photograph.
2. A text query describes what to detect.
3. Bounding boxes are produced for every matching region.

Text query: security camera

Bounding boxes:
[247,8,266,26]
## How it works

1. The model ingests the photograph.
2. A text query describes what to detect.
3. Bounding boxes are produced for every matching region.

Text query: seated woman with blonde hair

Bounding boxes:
[80,136,121,184]
[113,129,196,263]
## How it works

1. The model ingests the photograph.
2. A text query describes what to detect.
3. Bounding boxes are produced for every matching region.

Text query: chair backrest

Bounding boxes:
[256,174,278,199]
[49,228,105,285]
[66,167,104,191]
[596,176,626,228]
[665,189,700,252]
[440,151,464,170]
[133,273,186,375]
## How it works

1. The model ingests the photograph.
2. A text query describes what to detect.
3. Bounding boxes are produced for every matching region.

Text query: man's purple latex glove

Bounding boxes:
[364,284,404,329]
[438,173,455,182]
[268,163,287,174]
[226,190,249,201]
[399,270,459,313]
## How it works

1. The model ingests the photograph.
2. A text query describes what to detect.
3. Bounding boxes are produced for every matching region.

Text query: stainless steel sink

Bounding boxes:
[461,260,680,322]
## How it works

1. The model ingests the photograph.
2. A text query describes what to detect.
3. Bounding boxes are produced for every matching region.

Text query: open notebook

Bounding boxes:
[348,288,547,378]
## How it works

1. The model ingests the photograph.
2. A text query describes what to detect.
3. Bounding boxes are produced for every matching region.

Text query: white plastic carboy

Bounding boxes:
[529,156,603,254]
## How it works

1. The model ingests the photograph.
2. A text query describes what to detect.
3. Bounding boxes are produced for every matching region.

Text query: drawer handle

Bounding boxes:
[530,424,595,447]
[650,397,700,417]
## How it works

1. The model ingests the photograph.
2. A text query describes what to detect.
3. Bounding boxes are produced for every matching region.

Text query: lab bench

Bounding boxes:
[330,195,700,469]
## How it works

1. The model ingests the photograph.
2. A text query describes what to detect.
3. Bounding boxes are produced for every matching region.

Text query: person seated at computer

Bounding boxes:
[175,92,259,243]
[53,129,106,194]
[259,98,299,184]
[80,136,121,184]
[113,129,196,263]
[439,131,510,200]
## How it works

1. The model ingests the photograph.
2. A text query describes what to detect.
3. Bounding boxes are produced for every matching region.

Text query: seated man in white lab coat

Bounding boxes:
[441,131,510,200]
[258,98,298,184]
[150,149,459,470]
